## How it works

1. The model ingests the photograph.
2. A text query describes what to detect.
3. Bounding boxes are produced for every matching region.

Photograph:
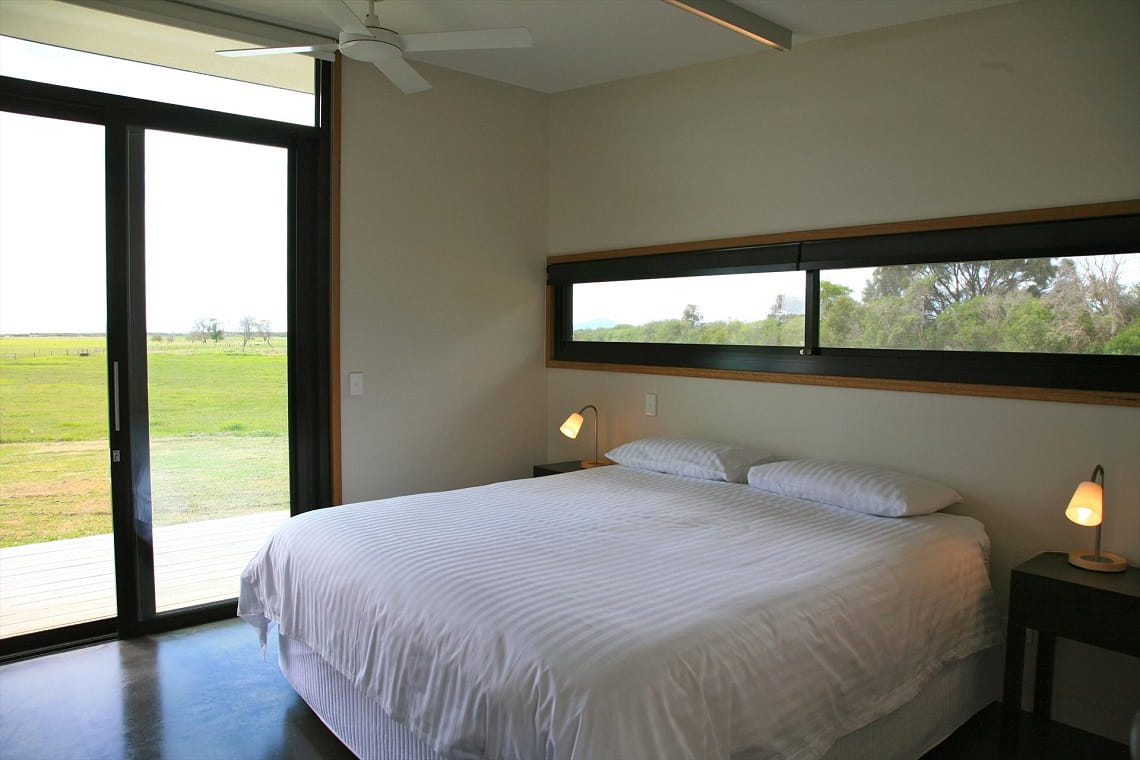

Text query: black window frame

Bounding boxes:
[548,213,1140,395]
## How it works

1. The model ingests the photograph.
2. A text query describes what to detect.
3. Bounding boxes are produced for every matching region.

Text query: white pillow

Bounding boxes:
[605,437,774,483]
[746,459,962,517]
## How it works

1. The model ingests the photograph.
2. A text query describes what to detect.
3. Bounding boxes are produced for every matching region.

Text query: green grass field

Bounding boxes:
[0,335,289,548]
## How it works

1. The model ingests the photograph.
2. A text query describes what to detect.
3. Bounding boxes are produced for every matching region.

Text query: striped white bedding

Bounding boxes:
[238,466,1001,760]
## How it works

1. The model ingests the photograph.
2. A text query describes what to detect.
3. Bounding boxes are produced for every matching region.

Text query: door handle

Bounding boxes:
[113,360,121,432]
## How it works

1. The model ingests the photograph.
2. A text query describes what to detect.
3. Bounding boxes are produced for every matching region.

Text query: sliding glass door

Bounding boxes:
[143,130,292,612]
[0,112,116,639]
[0,66,330,656]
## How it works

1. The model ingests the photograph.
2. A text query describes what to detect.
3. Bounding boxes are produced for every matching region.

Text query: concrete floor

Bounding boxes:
[0,619,353,760]
[0,619,1129,760]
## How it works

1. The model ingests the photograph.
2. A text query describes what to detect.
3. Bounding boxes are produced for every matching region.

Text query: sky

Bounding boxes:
[574,268,872,327]
[0,36,312,335]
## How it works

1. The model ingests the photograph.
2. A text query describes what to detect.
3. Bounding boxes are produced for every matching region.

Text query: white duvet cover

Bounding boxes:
[239,466,1001,760]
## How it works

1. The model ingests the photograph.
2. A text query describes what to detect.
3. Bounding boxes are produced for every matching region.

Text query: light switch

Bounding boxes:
[348,372,364,397]
[645,393,657,416]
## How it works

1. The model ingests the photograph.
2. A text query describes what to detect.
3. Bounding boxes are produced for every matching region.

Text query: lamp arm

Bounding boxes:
[1090,464,1104,484]
[1091,464,1104,560]
[578,405,599,464]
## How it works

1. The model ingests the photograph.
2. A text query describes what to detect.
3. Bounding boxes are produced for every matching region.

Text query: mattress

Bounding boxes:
[240,466,1002,760]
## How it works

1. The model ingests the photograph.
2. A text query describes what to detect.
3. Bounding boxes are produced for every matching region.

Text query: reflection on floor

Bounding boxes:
[0,618,1130,760]
[0,619,353,760]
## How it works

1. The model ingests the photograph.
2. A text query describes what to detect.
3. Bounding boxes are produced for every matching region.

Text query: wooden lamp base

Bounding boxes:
[1068,549,1127,573]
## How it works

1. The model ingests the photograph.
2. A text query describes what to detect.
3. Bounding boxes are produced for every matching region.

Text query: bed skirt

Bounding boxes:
[277,632,999,760]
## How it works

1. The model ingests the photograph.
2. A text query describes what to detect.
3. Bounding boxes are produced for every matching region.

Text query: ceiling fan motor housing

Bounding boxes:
[339,28,402,63]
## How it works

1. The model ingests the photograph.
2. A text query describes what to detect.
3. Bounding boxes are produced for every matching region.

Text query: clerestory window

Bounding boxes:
[547,209,1140,402]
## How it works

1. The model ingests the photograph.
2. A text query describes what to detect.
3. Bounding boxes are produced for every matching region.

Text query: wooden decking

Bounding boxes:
[0,510,289,639]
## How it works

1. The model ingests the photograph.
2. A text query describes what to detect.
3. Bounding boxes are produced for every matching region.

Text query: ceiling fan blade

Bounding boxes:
[375,58,432,94]
[400,27,532,53]
[217,43,339,62]
[316,0,370,36]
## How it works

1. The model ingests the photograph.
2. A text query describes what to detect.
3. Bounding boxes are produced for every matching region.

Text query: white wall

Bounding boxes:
[547,0,1140,742]
[339,59,548,502]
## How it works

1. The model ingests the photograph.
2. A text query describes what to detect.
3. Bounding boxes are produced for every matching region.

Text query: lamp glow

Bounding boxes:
[559,413,584,439]
[1065,465,1126,573]
[559,405,605,468]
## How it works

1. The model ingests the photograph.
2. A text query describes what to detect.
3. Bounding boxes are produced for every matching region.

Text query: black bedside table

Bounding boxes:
[533,461,614,477]
[533,460,586,477]
[1002,551,1140,743]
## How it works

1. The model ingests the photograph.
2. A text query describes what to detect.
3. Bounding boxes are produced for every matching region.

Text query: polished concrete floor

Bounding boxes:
[0,619,354,760]
[0,619,1130,760]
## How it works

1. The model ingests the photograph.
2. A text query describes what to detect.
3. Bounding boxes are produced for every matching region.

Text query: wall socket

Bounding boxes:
[645,393,658,416]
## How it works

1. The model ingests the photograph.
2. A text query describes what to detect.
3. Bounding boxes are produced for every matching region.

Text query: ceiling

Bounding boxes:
[176,0,1019,92]
[16,0,1021,94]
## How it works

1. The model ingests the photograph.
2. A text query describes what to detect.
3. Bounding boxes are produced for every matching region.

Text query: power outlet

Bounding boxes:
[645,393,658,416]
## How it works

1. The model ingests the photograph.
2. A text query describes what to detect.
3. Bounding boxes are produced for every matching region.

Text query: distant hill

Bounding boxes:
[573,318,618,330]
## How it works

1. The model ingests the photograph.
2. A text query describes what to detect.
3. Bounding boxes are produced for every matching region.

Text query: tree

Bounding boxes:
[863,264,924,302]
[819,281,862,346]
[864,260,1055,318]
[933,295,1010,351]
[1082,255,1140,338]
[1002,297,1065,353]
[682,304,703,327]
[258,319,273,345]
[191,318,211,343]
[239,316,257,351]
[859,288,931,349]
[925,259,1055,316]
[192,317,223,343]
[1104,318,1140,355]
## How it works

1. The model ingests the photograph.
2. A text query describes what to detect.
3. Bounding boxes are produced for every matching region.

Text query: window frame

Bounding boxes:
[546,202,1140,406]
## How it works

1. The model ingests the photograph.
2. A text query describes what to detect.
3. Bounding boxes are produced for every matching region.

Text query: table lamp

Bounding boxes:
[559,404,606,467]
[1065,464,1127,573]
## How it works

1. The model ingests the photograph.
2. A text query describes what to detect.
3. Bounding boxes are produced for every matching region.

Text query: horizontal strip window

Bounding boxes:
[548,211,1140,396]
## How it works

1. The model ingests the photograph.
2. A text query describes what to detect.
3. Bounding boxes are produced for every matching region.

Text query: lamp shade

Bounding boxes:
[560,412,584,439]
[1065,480,1103,527]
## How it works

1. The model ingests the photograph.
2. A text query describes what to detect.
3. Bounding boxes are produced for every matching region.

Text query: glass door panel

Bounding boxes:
[143,130,291,613]
[0,112,115,637]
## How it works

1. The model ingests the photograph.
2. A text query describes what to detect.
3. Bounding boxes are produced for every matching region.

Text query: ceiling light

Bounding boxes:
[662,0,792,51]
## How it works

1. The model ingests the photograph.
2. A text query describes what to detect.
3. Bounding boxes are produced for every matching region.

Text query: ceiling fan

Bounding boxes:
[216,0,533,94]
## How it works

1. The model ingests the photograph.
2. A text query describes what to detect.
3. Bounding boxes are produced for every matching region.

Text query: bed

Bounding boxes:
[239,452,1002,760]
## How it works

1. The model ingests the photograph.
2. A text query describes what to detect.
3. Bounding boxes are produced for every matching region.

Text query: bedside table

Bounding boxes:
[532,460,588,477]
[532,460,613,477]
[1001,551,1140,742]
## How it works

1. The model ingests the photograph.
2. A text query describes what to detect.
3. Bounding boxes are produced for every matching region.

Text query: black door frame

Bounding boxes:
[0,66,332,659]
